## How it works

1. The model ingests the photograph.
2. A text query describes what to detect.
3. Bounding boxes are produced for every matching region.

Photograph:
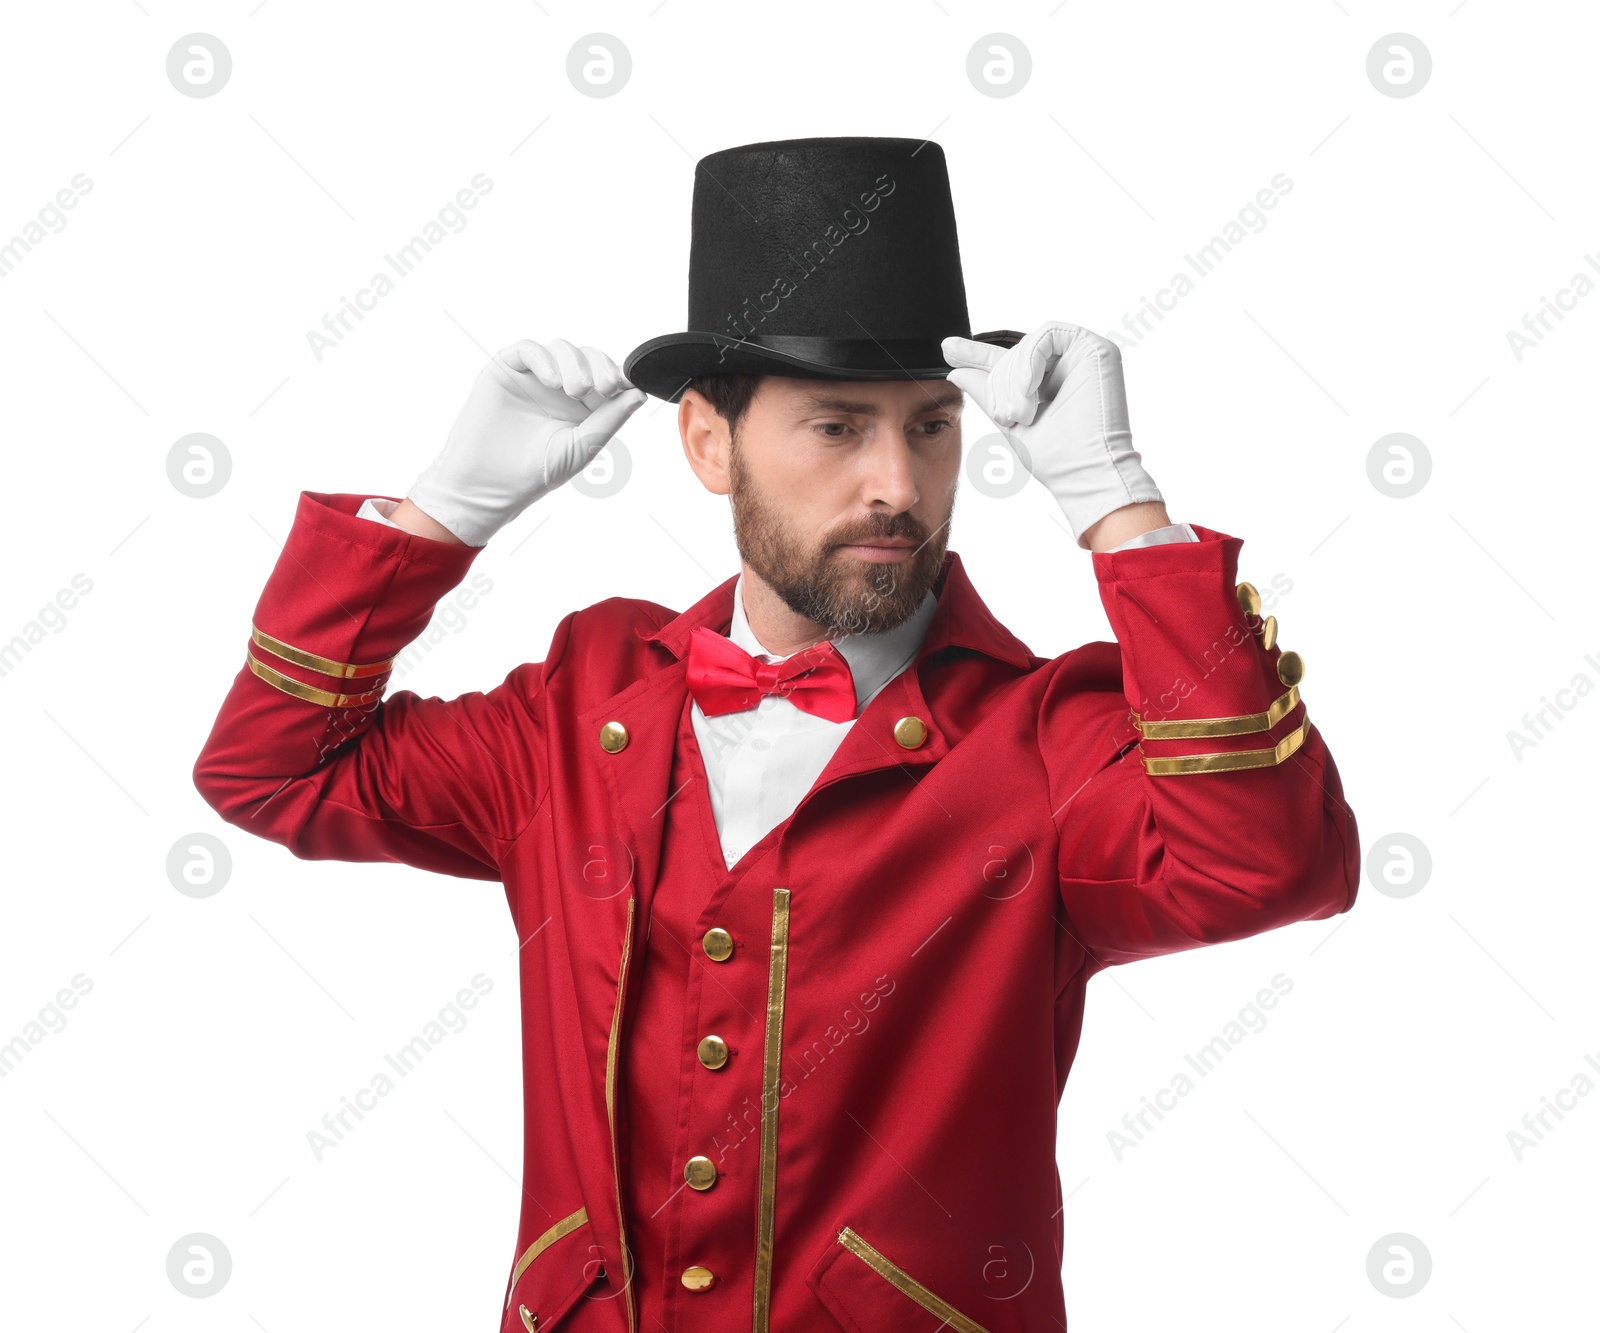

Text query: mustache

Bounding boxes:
[825,513,930,549]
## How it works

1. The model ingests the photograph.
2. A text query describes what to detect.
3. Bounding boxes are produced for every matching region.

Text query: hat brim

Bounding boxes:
[622,330,1023,403]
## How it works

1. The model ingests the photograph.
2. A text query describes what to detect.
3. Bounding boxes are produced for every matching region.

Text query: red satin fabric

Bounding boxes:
[684,623,857,723]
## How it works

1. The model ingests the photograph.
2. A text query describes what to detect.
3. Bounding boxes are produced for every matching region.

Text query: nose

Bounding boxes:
[859,427,919,513]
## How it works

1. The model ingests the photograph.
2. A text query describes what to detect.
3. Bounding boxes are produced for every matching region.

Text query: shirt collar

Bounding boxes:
[727,570,938,712]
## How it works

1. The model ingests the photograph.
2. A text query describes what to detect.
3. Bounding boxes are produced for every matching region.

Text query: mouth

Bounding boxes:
[835,539,917,563]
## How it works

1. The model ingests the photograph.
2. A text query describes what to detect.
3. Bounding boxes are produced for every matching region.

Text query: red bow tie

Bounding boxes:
[686,625,857,723]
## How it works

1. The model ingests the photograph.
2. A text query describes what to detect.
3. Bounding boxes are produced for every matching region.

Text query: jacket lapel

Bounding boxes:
[576,573,738,914]
[798,550,1036,799]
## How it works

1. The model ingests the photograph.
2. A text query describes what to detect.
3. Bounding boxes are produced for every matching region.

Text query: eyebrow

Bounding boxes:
[793,385,966,416]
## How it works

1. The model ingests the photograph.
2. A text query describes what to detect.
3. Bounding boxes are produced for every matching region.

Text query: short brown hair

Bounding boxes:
[685,373,763,439]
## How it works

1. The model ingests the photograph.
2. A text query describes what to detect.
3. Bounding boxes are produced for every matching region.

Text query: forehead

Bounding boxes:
[757,375,963,416]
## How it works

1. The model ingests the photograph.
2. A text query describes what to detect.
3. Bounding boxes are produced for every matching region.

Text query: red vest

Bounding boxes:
[619,690,795,1327]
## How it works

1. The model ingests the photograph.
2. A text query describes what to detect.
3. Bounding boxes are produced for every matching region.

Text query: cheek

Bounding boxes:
[783,440,859,498]
[748,439,844,523]
[919,439,962,495]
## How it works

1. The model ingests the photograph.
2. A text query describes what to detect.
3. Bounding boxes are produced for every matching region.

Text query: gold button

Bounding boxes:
[697,1034,729,1069]
[892,715,928,749]
[684,1155,718,1190]
[701,927,734,962]
[1276,650,1304,687]
[598,720,629,753]
[1258,615,1278,651]
[518,1304,538,1331]
[1235,582,1261,618]
[681,1265,717,1292]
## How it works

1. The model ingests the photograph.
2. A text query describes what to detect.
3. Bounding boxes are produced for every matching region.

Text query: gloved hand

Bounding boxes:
[407,339,647,546]
[942,321,1163,547]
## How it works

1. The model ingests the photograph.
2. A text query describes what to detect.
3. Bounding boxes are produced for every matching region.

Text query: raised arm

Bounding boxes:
[192,339,645,879]
[1043,529,1357,966]
[192,490,537,879]
[943,321,1358,965]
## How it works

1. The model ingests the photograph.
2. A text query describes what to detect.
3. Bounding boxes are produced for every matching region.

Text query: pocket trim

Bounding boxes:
[505,1206,589,1311]
[835,1226,993,1333]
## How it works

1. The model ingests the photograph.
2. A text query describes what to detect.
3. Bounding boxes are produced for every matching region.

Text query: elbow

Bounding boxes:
[192,751,222,815]
[191,755,236,827]
[191,749,258,832]
[1290,868,1355,928]
[1304,781,1361,920]
[1239,785,1362,931]
[1171,832,1358,949]
[1270,822,1360,927]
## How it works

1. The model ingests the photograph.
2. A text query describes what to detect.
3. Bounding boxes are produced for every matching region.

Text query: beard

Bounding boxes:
[726,434,954,637]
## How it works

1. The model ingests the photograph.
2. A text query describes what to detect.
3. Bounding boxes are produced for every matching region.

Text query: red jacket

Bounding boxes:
[193,491,1359,1332]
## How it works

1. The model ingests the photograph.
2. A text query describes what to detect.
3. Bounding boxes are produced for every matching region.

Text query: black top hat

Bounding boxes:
[624,136,1020,402]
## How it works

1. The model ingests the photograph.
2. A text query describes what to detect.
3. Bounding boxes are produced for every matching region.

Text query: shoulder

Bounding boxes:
[1031,640,1137,765]
[518,593,684,705]
[929,636,1130,762]
[1034,639,1122,698]
[567,592,680,639]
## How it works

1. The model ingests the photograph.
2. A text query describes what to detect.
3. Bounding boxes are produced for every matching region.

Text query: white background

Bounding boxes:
[1,2,1594,1329]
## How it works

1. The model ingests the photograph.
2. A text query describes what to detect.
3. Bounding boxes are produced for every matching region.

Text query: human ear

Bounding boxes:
[678,388,733,496]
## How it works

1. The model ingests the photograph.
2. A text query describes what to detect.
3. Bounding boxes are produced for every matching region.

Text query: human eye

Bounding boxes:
[813,421,853,439]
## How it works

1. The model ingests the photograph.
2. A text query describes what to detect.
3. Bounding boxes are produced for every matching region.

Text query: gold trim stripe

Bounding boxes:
[1142,717,1311,776]
[246,650,386,708]
[836,1227,992,1333]
[605,897,637,1333]
[505,1207,589,1309]
[752,887,792,1333]
[251,624,395,680]
[1136,686,1300,740]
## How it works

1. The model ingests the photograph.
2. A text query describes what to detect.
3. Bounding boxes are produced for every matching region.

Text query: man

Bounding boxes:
[194,137,1358,1332]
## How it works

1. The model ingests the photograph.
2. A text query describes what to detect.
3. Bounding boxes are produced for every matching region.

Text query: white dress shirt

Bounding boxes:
[354,496,1196,867]
[691,573,939,867]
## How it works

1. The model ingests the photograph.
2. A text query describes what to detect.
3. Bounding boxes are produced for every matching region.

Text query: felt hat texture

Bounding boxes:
[624,135,1020,402]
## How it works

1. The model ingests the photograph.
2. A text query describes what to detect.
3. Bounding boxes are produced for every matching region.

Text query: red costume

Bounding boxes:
[194,490,1358,1331]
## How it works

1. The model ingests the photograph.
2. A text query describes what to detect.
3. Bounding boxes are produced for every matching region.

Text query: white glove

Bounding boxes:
[942,321,1163,547]
[407,339,647,546]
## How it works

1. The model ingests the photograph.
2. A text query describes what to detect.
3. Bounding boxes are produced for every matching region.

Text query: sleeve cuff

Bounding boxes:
[246,492,483,699]
[356,496,404,528]
[1091,525,1310,774]
[1106,521,1198,553]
